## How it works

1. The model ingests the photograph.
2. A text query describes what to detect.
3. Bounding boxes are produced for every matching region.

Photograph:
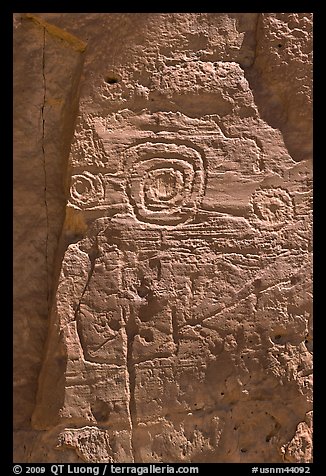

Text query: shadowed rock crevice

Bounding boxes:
[41,26,50,311]
[13,13,87,460]
[243,13,312,163]
[125,308,141,462]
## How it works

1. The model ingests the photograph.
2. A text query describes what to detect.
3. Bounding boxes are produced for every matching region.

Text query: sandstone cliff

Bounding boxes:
[13,13,312,463]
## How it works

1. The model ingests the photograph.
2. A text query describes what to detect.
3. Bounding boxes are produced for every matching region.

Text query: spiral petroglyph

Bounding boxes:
[69,171,105,209]
[125,142,205,224]
[249,187,294,230]
[15,12,312,465]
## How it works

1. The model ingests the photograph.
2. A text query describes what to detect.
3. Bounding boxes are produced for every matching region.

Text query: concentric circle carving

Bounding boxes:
[69,172,104,208]
[124,142,205,224]
[249,187,294,229]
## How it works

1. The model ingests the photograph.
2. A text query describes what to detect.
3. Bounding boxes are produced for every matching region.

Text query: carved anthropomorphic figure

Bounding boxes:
[31,14,312,464]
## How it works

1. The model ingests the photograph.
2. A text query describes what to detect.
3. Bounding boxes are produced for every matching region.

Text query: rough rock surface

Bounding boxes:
[13,13,312,463]
[13,14,86,459]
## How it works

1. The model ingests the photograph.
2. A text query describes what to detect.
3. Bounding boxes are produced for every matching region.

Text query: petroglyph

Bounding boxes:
[14,13,312,463]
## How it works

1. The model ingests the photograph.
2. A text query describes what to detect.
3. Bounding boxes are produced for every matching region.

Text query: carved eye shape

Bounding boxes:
[249,187,294,229]
[146,169,183,201]
[125,142,205,224]
[69,172,104,209]
[74,178,90,195]
[144,168,185,209]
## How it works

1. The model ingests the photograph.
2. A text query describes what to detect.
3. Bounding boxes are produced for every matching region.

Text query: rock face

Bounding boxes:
[13,14,86,459]
[13,13,312,463]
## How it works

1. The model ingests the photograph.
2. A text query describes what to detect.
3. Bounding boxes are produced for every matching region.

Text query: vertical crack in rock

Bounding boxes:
[74,246,98,356]
[74,255,96,320]
[125,307,140,462]
[171,307,179,354]
[251,13,261,66]
[41,27,50,311]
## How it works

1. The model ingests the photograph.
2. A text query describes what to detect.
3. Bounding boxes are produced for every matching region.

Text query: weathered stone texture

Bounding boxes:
[13,13,86,459]
[13,13,312,463]
[246,13,312,162]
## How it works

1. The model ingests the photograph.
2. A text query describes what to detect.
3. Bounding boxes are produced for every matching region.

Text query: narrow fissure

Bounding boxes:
[41,27,50,312]
[74,245,98,359]
[171,306,179,354]
[252,13,261,67]
[125,307,141,462]
[74,248,98,320]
